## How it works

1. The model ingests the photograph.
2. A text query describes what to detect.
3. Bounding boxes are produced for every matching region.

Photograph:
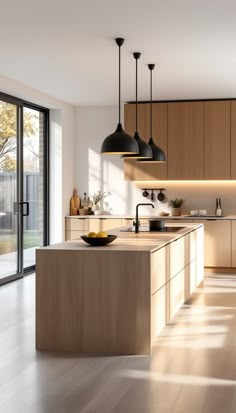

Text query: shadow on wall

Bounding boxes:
[88,148,133,214]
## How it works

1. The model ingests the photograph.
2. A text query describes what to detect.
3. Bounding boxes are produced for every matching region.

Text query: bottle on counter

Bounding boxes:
[215,198,222,216]
[81,192,89,209]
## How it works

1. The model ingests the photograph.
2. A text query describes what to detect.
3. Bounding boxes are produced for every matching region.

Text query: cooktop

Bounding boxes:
[120,226,185,233]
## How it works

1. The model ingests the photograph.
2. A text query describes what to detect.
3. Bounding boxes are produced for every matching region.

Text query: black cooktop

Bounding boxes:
[120,226,185,233]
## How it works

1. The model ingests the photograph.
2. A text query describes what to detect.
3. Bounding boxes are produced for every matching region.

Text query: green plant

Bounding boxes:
[169,198,184,208]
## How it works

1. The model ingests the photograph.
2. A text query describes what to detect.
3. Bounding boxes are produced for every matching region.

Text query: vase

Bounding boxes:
[171,207,182,216]
[92,203,99,212]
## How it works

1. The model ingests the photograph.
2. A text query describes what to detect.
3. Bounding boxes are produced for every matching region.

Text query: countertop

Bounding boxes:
[41,223,203,253]
[65,214,236,220]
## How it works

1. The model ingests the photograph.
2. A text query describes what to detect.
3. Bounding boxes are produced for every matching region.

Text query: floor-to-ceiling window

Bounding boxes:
[0,93,49,284]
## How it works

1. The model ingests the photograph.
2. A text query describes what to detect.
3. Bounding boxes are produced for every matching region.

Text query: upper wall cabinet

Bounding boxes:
[168,102,204,180]
[231,101,236,179]
[204,101,230,180]
[124,99,234,181]
[124,103,168,181]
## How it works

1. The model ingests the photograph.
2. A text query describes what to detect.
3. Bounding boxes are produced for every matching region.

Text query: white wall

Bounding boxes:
[0,75,75,242]
[75,105,236,216]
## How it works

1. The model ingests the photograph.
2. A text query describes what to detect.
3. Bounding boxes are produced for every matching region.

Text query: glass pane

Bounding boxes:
[23,107,44,268]
[0,100,17,279]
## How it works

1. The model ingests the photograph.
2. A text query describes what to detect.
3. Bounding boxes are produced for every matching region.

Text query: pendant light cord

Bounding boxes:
[119,44,121,124]
[150,68,152,138]
[148,64,155,139]
[136,57,138,132]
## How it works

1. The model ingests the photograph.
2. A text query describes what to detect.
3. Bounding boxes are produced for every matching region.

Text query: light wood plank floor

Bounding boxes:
[1,274,236,413]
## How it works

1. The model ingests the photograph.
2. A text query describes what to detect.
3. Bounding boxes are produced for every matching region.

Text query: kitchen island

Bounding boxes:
[36,223,204,355]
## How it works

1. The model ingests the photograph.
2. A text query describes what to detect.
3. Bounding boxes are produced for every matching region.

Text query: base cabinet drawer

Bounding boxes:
[169,268,185,319]
[89,219,122,233]
[151,246,169,294]
[202,220,231,267]
[65,218,89,231]
[121,219,133,228]
[151,286,166,341]
[231,221,236,267]
[184,260,196,298]
[169,236,189,279]
[65,230,86,241]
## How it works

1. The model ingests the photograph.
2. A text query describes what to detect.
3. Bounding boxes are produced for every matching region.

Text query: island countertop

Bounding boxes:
[36,222,204,355]
[41,222,203,253]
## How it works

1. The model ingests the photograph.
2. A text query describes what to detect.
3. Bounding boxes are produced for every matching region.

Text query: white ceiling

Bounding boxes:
[1,0,236,106]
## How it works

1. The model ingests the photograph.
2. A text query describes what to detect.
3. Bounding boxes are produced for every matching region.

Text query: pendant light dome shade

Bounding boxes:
[101,123,138,154]
[138,64,166,163]
[101,38,138,155]
[122,52,152,159]
[148,137,166,162]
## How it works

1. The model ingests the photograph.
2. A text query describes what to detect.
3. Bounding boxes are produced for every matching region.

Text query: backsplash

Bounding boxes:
[133,181,236,216]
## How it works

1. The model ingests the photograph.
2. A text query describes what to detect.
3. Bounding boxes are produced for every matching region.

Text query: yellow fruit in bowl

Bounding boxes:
[96,231,108,238]
[87,232,97,238]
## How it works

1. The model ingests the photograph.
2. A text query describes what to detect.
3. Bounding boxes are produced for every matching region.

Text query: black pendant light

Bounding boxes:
[101,38,139,155]
[138,64,166,163]
[121,52,152,159]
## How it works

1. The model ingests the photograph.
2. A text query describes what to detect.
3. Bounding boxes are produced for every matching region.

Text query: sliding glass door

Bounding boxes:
[0,100,18,279]
[0,94,49,284]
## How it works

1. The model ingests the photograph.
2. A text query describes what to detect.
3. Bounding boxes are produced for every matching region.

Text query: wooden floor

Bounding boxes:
[1,274,236,413]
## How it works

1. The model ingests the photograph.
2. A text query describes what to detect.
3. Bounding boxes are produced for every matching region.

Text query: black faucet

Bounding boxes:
[135,203,154,233]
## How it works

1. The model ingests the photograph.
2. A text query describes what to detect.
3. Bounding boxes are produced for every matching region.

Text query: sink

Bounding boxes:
[120,226,185,233]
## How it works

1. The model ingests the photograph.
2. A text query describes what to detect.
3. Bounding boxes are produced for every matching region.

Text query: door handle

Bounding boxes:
[21,202,29,216]
[14,202,29,216]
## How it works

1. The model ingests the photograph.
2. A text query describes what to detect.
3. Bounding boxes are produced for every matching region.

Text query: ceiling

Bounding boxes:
[1,0,236,106]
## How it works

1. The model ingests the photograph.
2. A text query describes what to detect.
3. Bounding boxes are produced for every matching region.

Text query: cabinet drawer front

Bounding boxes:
[89,219,122,233]
[232,221,236,267]
[189,230,197,261]
[65,230,87,241]
[169,269,185,319]
[121,219,134,228]
[151,286,166,341]
[202,220,231,267]
[151,246,169,294]
[184,260,196,298]
[169,237,187,279]
[66,218,89,231]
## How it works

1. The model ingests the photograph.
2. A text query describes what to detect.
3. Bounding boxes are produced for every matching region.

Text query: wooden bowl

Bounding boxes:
[80,235,117,246]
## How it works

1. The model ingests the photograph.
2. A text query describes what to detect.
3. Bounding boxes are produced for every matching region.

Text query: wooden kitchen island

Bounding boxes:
[36,223,204,355]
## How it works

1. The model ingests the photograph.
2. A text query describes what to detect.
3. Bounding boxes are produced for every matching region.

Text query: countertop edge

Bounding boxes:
[65,214,236,220]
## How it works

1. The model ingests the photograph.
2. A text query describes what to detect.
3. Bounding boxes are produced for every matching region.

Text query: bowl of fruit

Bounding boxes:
[81,231,117,246]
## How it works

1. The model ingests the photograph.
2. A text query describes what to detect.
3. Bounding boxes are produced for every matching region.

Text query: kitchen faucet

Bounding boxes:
[135,203,154,233]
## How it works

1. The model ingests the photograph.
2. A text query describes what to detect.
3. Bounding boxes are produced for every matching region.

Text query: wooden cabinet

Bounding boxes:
[204,101,231,179]
[195,225,204,284]
[124,103,168,181]
[201,220,231,267]
[231,101,236,179]
[231,221,236,267]
[66,218,89,231]
[65,218,122,240]
[168,102,204,179]
[151,245,169,294]
[89,218,122,233]
[65,218,90,241]
[169,268,185,319]
[169,235,190,279]
[124,99,234,181]
[151,286,166,340]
